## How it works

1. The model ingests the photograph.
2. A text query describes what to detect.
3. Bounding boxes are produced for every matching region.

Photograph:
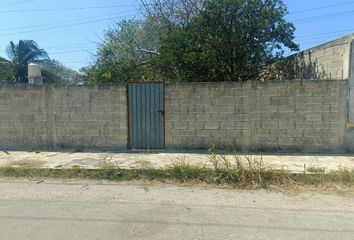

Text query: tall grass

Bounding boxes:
[0,148,352,189]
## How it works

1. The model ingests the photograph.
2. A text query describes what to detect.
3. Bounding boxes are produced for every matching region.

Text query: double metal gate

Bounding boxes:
[128,83,165,149]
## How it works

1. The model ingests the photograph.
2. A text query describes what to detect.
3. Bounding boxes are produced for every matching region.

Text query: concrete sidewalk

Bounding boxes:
[0,150,353,173]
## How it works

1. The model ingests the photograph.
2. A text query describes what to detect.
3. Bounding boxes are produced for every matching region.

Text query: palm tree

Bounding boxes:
[6,40,49,83]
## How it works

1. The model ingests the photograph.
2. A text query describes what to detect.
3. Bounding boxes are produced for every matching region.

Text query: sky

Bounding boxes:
[1,0,354,71]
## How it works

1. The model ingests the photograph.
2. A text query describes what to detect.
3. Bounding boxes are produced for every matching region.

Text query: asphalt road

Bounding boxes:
[0,179,353,240]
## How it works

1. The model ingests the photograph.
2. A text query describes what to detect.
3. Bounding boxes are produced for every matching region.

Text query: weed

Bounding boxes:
[0,165,352,189]
[0,148,352,190]
[169,158,207,182]
[205,150,290,188]
[292,168,354,186]
[307,167,326,173]
[98,160,118,170]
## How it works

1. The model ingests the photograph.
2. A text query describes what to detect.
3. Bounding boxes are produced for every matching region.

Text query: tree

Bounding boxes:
[41,60,82,84]
[0,57,14,83]
[84,0,298,83]
[140,0,205,33]
[82,1,207,84]
[6,40,49,83]
[81,19,161,83]
[156,0,299,82]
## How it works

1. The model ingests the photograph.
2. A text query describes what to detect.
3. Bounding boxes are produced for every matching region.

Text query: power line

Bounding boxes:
[296,28,354,39]
[295,34,354,49]
[43,42,96,48]
[6,35,350,57]
[59,58,93,61]
[290,1,354,14]
[2,1,346,15]
[292,9,354,23]
[293,29,354,42]
[44,43,97,50]
[45,32,354,52]
[3,1,345,15]
[1,59,91,64]
[298,35,348,44]
[61,60,93,63]
[0,12,133,32]
[0,12,137,37]
[299,40,339,48]
[0,0,34,8]
[49,49,97,55]
[296,33,353,41]
[0,4,136,13]
[0,17,116,36]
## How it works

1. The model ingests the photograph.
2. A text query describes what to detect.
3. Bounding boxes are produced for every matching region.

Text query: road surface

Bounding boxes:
[0,179,353,240]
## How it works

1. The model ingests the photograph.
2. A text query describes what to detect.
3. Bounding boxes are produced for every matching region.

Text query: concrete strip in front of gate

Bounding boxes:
[0,150,353,173]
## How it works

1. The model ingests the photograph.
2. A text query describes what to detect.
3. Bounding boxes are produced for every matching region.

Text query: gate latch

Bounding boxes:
[157,109,165,116]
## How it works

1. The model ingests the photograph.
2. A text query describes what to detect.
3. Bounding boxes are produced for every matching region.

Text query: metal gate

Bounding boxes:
[128,83,165,149]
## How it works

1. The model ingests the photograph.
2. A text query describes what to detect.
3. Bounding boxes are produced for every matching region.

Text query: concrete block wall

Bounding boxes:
[293,36,352,80]
[347,39,354,151]
[0,84,127,149]
[0,80,349,152]
[251,81,347,152]
[264,34,353,81]
[51,85,127,148]
[0,85,47,148]
[165,81,348,152]
[165,82,251,149]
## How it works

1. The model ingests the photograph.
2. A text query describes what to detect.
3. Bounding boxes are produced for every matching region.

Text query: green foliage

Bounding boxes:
[0,147,353,189]
[140,0,205,32]
[81,19,161,83]
[157,0,299,82]
[0,161,352,189]
[2,1,300,84]
[81,58,150,84]
[85,0,298,83]
[2,41,80,84]
[6,40,49,83]
[41,59,82,84]
[0,57,14,83]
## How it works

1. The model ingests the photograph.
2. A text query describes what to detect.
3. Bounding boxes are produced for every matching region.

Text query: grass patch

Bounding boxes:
[98,160,117,170]
[0,147,352,189]
[306,167,326,174]
[292,168,354,186]
[0,165,352,189]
